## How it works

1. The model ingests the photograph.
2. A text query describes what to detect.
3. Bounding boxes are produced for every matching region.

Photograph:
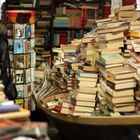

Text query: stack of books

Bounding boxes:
[105,66,136,112]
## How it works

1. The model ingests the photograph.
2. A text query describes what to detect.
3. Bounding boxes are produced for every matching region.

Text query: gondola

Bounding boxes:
[34,93,140,140]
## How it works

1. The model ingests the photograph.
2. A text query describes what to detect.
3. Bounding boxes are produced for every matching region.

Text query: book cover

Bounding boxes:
[14,69,25,84]
[14,39,24,54]
[100,53,124,65]
[76,70,98,78]
[15,98,24,108]
[30,50,36,67]
[13,24,25,38]
[31,24,35,38]
[31,67,35,82]
[24,83,31,98]
[25,24,31,39]
[0,104,20,113]
[25,69,31,83]
[16,84,24,98]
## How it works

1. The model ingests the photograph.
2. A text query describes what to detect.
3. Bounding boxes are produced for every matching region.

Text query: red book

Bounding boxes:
[103,5,111,17]
[123,0,136,5]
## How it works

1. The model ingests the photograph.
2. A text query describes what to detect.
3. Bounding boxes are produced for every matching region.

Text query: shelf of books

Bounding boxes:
[52,0,104,48]
[35,0,52,67]
[7,9,36,111]
[33,3,140,126]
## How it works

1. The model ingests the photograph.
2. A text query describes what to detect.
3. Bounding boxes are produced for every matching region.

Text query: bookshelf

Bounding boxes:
[52,0,104,48]
[35,0,52,67]
[6,0,36,111]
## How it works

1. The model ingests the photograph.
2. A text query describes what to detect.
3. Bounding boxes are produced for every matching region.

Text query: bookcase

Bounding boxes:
[35,0,52,67]
[6,0,36,111]
[52,0,105,48]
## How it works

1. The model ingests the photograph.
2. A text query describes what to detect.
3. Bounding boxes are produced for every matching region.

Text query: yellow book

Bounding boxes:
[130,30,140,38]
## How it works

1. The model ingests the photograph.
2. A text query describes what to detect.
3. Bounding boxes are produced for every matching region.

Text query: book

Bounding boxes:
[0,119,21,137]
[74,105,94,113]
[13,24,25,38]
[60,107,72,115]
[76,92,96,99]
[106,77,136,84]
[131,38,140,52]
[77,87,98,94]
[105,93,135,104]
[95,48,122,55]
[76,71,98,78]
[13,69,25,84]
[25,24,31,39]
[72,111,91,117]
[78,81,97,88]
[96,60,124,69]
[98,31,124,41]
[119,4,136,11]
[98,39,124,50]
[13,54,31,68]
[107,102,135,112]
[74,99,95,107]
[0,104,20,113]
[106,87,134,98]
[100,53,124,65]
[97,24,129,34]
[75,96,96,102]
[16,84,24,98]
[107,66,136,80]
[76,75,97,82]
[14,39,24,54]
[106,80,137,90]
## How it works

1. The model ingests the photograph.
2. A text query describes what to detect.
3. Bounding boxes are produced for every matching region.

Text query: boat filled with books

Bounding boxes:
[33,4,140,140]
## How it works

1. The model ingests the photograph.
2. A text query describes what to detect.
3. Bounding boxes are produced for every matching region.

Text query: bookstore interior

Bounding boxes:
[2,0,140,140]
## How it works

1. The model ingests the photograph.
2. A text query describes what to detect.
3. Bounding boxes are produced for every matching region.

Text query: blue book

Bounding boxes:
[76,70,98,78]
[25,24,31,39]
[0,104,20,113]
[14,39,24,54]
